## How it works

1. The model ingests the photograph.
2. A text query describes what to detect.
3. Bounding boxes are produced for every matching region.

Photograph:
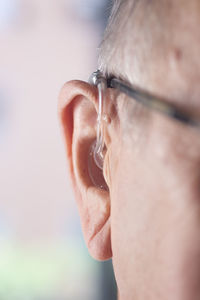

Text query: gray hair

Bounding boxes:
[98,0,140,76]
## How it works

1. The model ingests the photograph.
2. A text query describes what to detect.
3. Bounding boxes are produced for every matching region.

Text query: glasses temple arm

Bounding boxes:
[108,78,200,129]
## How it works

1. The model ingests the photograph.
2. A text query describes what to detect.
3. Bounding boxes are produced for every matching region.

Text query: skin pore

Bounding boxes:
[59,0,200,299]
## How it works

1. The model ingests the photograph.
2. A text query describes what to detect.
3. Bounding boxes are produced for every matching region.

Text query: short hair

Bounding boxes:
[98,0,140,76]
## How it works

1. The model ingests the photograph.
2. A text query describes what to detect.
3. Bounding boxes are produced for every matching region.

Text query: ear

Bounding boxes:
[58,80,112,261]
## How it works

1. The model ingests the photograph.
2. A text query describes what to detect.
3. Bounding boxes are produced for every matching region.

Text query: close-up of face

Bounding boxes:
[59,0,200,299]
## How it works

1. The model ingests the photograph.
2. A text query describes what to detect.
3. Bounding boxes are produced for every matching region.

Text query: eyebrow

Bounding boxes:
[107,77,200,130]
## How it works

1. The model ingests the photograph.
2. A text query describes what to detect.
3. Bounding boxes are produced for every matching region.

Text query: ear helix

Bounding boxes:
[88,71,108,190]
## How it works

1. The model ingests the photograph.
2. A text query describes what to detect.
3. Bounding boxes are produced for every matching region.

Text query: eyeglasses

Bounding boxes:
[90,70,200,131]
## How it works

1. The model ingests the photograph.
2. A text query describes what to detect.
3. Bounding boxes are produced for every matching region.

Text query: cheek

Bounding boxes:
[110,136,200,299]
[110,149,152,293]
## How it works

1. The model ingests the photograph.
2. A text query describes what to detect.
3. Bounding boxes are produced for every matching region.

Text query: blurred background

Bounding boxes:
[0,0,117,299]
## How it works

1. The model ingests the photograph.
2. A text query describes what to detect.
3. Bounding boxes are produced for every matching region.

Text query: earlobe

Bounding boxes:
[58,80,112,260]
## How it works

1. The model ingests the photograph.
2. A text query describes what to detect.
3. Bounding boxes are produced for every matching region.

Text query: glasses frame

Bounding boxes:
[90,70,200,130]
[107,76,200,130]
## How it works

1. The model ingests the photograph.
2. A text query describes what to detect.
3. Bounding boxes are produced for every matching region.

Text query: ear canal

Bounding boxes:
[88,140,108,191]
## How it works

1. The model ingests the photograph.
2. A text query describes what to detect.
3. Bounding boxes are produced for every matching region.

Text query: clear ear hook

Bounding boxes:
[89,70,107,170]
[87,71,108,190]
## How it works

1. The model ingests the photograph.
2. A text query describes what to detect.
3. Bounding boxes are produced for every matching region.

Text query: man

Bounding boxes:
[59,0,200,299]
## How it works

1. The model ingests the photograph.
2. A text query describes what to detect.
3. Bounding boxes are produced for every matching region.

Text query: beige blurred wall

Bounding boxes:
[0,0,100,242]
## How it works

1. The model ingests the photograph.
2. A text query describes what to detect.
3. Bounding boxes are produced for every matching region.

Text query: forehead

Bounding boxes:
[123,0,200,114]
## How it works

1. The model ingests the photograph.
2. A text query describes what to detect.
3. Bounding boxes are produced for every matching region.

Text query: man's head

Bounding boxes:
[59,1,200,299]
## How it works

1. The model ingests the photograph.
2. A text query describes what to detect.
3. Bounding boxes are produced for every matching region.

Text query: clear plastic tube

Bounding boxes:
[93,80,106,170]
[87,71,108,189]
